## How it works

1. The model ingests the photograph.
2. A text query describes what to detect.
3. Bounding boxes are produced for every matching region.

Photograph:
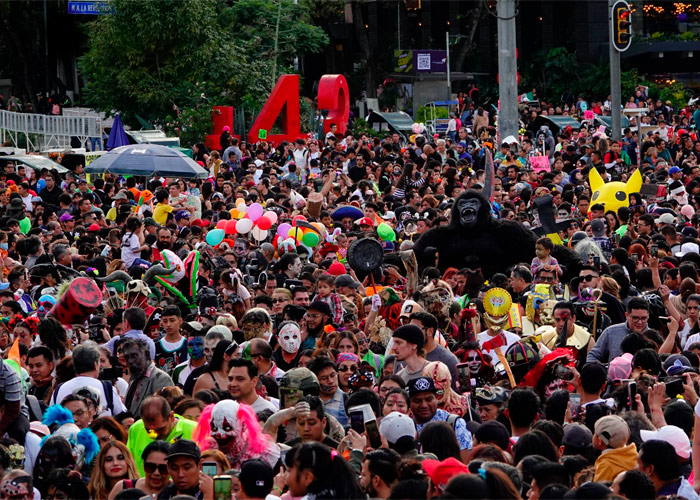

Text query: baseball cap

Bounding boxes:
[190,219,210,228]
[382,241,395,252]
[663,354,696,376]
[590,218,606,238]
[144,217,158,228]
[175,210,190,221]
[88,224,101,232]
[422,457,469,490]
[676,242,699,258]
[59,213,73,222]
[406,376,437,396]
[166,439,201,461]
[664,400,694,437]
[335,274,360,289]
[358,217,374,227]
[31,196,42,203]
[381,211,396,220]
[113,191,128,201]
[239,459,274,498]
[656,213,676,225]
[400,300,424,318]
[640,425,691,459]
[608,353,633,381]
[379,411,417,444]
[594,415,629,448]
[669,166,682,175]
[307,300,332,317]
[562,423,593,449]
[681,225,699,239]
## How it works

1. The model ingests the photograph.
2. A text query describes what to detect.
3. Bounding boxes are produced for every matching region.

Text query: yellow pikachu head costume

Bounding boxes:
[589,168,642,216]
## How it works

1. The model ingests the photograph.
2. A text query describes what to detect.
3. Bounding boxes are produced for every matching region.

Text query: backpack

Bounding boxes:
[54,380,115,415]
[446,413,459,430]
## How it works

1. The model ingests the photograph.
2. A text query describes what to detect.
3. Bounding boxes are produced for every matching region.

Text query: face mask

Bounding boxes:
[0,243,7,250]
[278,323,301,354]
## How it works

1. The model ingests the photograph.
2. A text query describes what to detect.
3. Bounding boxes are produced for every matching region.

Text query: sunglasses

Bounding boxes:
[338,364,358,372]
[580,275,597,282]
[144,462,168,475]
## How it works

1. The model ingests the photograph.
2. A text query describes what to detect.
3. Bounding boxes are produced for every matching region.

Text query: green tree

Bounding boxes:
[79,0,328,144]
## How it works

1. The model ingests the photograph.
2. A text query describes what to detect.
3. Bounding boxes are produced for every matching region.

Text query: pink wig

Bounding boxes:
[192,404,216,450]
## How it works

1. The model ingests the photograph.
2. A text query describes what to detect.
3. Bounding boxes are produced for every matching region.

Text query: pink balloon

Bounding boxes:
[216,220,227,230]
[256,217,272,230]
[236,218,254,234]
[248,203,263,222]
[277,223,292,237]
[263,211,278,225]
[225,219,238,235]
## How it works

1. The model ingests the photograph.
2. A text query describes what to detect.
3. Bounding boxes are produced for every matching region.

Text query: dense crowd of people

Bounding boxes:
[1,86,700,500]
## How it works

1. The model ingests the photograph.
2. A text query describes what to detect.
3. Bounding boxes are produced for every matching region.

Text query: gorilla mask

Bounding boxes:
[457,197,481,228]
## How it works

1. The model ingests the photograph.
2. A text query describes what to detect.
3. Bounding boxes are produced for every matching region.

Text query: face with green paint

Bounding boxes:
[187,336,204,360]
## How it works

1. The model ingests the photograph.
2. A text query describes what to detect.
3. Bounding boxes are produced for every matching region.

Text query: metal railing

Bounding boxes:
[0,109,103,152]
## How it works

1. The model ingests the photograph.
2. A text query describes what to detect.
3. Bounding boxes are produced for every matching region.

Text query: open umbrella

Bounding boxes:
[85,144,209,179]
[106,113,129,151]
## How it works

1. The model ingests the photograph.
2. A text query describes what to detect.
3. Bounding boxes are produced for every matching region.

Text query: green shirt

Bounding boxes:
[127,414,197,475]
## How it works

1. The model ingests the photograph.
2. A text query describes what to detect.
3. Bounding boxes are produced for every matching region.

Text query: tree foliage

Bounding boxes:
[79,0,328,143]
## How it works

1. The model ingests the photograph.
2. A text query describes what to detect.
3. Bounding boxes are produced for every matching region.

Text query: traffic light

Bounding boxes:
[612,0,632,52]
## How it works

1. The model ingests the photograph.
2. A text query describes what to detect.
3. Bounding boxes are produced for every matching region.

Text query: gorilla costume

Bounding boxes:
[412,190,579,279]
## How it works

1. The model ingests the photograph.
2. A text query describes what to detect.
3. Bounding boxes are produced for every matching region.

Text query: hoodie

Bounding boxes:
[594,443,638,482]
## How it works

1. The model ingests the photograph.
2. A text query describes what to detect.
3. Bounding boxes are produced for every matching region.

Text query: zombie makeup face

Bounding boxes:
[465,350,482,373]
[544,378,567,399]
[278,322,301,354]
[187,336,204,360]
[210,400,240,453]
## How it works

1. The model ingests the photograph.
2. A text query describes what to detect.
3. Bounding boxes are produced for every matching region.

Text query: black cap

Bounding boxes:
[392,324,425,349]
[239,459,274,498]
[562,423,593,449]
[308,300,332,317]
[166,439,201,461]
[406,376,437,396]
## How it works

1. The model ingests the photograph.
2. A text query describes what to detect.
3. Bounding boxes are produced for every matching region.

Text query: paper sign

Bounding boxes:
[584,110,594,120]
[530,156,551,173]
[258,129,267,139]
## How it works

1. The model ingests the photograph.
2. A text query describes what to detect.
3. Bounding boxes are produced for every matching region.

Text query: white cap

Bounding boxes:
[381,211,396,220]
[400,300,424,318]
[656,213,676,225]
[379,411,416,444]
[676,242,700,258]
[640,425,691,459]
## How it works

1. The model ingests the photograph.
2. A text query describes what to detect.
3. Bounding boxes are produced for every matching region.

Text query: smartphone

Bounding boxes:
[665,377,684,398]
[592,256,601,269]
[364,418,382,449]
[630,254,638,264]
[651,245,658,258]
[456,363,471,394]
[214,476,232,500]
[553,365,574,381]
[627,381,637,411]
[202,461,218,477]
[349,408,365,434]
[569,393,581,420]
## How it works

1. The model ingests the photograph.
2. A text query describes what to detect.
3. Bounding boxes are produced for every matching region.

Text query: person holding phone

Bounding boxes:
[157,440,213,500]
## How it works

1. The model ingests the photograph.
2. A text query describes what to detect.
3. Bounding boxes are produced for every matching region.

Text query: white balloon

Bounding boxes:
[251,227,268,241]
[236,218,254,234]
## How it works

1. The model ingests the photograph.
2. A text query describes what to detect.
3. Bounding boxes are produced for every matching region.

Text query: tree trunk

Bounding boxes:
[350,0,376,98]
[452,2,486,73]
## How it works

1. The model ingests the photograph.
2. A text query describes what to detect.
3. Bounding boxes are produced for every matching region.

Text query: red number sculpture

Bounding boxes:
[317,74,349,136]
[247,74,301,146]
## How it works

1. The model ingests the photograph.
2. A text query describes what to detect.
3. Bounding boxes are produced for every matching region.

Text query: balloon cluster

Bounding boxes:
[207,199,278,246]
[275,215,326,254]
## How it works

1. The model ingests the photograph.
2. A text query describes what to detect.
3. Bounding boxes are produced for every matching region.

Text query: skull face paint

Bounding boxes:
[187,336,205,360]
[465,350,483,374]
[210,400,240,453]
[278,322,301,354]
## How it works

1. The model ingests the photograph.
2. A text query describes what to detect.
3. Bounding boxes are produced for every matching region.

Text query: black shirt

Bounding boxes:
[285,436,339,449]
[157,483,203,500]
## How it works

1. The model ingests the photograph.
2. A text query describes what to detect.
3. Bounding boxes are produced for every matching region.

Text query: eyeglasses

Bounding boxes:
[144,462,169,475]
[250,353,262,359]
[338,364,358,372]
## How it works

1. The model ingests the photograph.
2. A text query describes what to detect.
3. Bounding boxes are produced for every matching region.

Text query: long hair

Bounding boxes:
[418,421,462,461]
[88,441,138,500]
[37,317,70,360]
[294,442,364,499]
[206,339,232,373]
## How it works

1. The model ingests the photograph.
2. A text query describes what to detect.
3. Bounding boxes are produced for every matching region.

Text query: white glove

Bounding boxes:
[371,294,382,312]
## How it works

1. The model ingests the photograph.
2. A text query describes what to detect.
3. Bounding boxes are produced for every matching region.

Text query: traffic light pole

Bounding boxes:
[609,0,630,141]
[609,33,622,141]
[497,0,518,141]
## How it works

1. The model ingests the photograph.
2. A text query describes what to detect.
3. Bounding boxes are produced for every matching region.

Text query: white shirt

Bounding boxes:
[49,375,126,416]
[251,395,277,414]
[121,233,141,268]
[477,330,521,365]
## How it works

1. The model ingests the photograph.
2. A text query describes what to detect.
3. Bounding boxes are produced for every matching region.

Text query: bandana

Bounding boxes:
[336,353,360,365]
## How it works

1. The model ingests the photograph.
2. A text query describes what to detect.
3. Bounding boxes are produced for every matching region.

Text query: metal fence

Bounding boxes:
[0,110,103,151]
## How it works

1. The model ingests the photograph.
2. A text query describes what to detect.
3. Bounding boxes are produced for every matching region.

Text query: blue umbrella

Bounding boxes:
[84,144,209,179]
[106,113,129,151]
